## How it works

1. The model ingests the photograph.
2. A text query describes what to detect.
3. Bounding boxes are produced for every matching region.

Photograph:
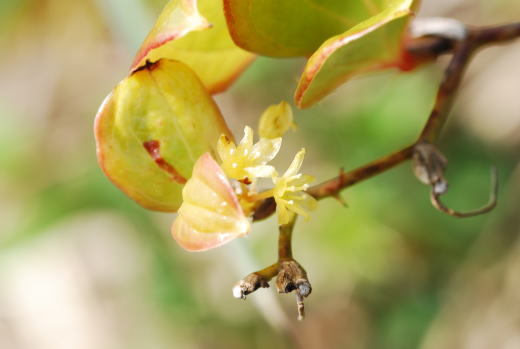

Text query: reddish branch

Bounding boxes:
[419,22,520,142]
[418,37,475,142]
[308,146,415,199]
[472,22,520,46]
[252,21,520,222]
[240,21,519,320]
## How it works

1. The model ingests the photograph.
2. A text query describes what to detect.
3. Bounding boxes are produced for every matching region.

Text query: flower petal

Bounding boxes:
[289,192,318,210]
[246,165,277,179]
[289,174,315,190]
[283,192,317,221]
[171,153,250,251]
[238,126,254,150]
[284,148,306,178]
[277,201,295,226]
[219,126,281,181]
[272,147,316,224]
[179,203,247,233]
[250,137,282,164]
[217,134,236,161]
[172,217,244,252]
[258,101,294,139]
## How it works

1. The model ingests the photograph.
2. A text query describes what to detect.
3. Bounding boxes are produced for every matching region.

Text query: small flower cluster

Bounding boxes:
[217,126,316,225]
[172,101,316,251]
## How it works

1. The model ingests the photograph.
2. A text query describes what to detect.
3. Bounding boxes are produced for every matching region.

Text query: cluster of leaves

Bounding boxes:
[95,0,420,251]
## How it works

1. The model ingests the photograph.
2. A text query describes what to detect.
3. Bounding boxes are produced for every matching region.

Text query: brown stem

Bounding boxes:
[234,216,311,321]
[404,35,455,59]
[307,145,415,199]
[251,21,519,222]
[471,22,520,46]
[278,218,296,260]
[253,263,279,280]
[430,167,499,218]
[253,197,276,222]
[234,217,299,297]
[235,19,518,321]
[252,146,415,221]
[416,22,520,143]
[418,39,476,143]
[403,22,520,62]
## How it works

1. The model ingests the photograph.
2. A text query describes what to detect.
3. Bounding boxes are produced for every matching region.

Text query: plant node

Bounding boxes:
[276,259,312,321]
[233,272,271,300]
[413,142,498,218]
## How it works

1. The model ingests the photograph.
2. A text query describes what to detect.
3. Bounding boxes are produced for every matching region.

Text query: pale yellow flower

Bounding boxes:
[258,101,296,139]
[272,149,317,225]
[217,126,281,182]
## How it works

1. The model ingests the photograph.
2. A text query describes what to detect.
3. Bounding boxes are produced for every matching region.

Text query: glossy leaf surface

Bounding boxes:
[172,153,250,251]
[95,59,232,212]
[295,0,417,108]
[133,0,255,93]
[224,0,397,57]
[132,0,210,69]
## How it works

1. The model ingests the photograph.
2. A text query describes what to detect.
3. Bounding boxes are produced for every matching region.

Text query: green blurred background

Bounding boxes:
[1,1,519,348]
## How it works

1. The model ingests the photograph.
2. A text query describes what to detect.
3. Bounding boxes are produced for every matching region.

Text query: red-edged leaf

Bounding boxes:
[95,59,232,212]
[295,0,418,108]
[132,0,255,93]
[132,0,210,69]
[224,0,398,57]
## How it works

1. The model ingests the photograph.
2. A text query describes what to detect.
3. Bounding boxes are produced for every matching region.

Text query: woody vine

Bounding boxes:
[94,0,520,320]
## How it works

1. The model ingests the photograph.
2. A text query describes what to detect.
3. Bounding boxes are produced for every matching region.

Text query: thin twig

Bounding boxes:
[253,263,279,280]
[307,146,415,199]
[238,19,520,323]
[404,35,455,60]
[471,22,520,46]
[252,21,519,222]
[418,39,476,143]
[278,218,295,260]
[430,167,499,218]
[234,216,312,320]
[252,146,415,221]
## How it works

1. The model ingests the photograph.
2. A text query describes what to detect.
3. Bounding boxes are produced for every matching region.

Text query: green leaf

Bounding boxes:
[224,0,400,57]
[132,0,255,93]
[95,59,233,212]
[295,0,418,108]
[132,0,210,68]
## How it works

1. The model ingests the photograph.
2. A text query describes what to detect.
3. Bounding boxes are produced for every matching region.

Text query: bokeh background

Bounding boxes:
[1,0,520,348]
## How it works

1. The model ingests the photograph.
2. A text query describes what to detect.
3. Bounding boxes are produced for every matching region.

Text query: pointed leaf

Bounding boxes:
[132,0,210,68]
[132,0,255,93]
[95,59,232,212]
[224,0,400,57]
[295,0,417,108]
[172,153,250,251]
